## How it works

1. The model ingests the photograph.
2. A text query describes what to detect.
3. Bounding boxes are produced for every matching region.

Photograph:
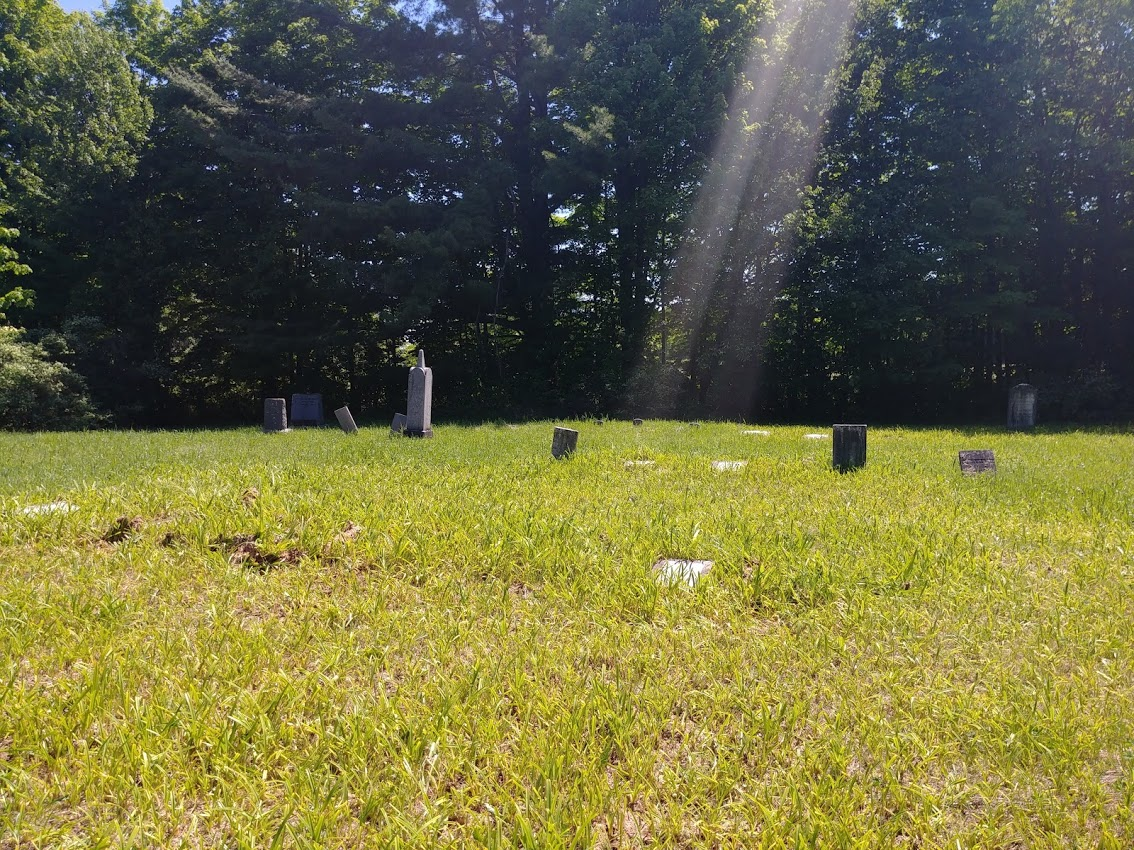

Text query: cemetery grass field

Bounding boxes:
[2,423,1134,849]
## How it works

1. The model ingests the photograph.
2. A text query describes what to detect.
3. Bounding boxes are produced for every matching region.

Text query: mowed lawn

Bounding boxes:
[1,423,1133,848]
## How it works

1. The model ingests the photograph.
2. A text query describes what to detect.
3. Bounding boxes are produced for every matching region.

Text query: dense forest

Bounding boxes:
[1,0,1131,427]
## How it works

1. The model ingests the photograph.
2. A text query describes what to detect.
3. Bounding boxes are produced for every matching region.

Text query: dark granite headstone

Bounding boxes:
[552,426,578,459]
[832,424,867,472]
[633,419,644,427]
[263,398,288,433]
[291,393,324,426]
[391,413,407,435]
[959,450,996,475]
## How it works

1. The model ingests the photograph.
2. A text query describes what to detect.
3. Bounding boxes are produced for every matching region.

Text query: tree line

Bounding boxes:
[1,0,1131,428]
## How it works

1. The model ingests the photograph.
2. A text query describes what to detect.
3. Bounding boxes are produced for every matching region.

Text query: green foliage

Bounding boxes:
[0,326,100,430]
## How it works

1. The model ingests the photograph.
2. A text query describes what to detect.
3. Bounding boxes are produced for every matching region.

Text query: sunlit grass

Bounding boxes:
[2,422,1133,847]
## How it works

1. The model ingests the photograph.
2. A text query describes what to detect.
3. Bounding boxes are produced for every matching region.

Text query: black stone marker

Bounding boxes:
[263,398,288,433]
[832,424,867,472]
[633,418,644,427]
[552,426,579,460]
[390,412,407,435]
[959,450,996,475]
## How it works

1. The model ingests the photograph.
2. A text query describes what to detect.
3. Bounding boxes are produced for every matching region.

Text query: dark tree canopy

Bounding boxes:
[1,0,1131,428]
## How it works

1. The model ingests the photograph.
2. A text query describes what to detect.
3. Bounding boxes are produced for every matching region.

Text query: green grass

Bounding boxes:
[1,421,1133,848]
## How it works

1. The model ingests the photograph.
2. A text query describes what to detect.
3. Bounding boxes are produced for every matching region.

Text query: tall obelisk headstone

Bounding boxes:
[1007,383,1037,430]
[405,349,433,438]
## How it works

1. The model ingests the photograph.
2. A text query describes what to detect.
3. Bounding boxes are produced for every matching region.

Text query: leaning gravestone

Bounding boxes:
[391,413,407,435]
[958,450,996,476]
[291,393,324,426]
[832,424,867,472]
[263,398,289,433]
[552,426,578,459]
[1007,383,1037,430]
[405,350,433,438]
[334,405,358,434]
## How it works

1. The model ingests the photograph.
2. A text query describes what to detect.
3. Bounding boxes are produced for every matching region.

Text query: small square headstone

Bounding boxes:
[291,393,324,426]
[959,450,996,475]
[633,418,643,427]
[391,412,407,435]
[334,405,358,434]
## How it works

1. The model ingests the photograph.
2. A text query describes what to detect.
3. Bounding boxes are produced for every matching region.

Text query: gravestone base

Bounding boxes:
[403,428,433,439]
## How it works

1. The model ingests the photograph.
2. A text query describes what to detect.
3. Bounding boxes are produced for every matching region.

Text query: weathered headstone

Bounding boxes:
[263,398,289,433]
[832,424,867,472]
[334,405,358,434]
[1007,383,1037,430]
[690,421,701,428]
[744,429,771,436]
[551,426,578,459]
[390,413,407,435]
[959,450,996,475]
[595,418,604,426]
[291,393,324,426]
[405,350,433,438]
[633,418,644,427]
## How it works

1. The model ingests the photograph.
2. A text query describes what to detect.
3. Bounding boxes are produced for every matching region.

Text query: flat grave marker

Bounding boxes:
[959,449,996,475]
[653,558,713,587]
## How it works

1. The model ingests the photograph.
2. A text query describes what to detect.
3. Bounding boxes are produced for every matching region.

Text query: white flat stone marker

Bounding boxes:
[624,460,656,468]
[653,558,714,587]
[743,430,770,436]
[712,460,747,471]
[19,501,77,515]
[804,433,828,440]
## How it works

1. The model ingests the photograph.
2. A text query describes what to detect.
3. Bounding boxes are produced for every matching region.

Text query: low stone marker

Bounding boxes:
[804,433,828,440]
[551,426,578,459]
[1008,383,1037,430]
[263,398,289,433]
[689,421,701,427]
[334,405,358,434]
[744,429,770,436]
[390,413,407,435]
[633,418,643,427]
[19,501,77,516]
[832,424,867,471]
[959,450,996,475]
[712,460,747,471]
[595,418,604,426]
[291,393,324,426]
[653,558,713,587]
[405,350,433,438]
[624,460,655,468]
